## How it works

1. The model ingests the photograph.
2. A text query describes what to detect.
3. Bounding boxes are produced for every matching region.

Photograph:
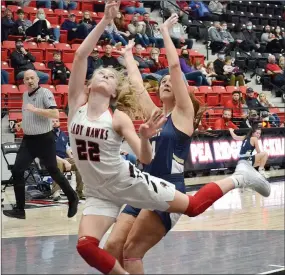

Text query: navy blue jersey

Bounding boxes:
[144,114,191,178]
[239,137,255,158]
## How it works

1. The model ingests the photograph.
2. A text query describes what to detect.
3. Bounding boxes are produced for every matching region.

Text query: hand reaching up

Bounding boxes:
[160,13,179,31]
[114,39,135,56]
[104,0,121,21]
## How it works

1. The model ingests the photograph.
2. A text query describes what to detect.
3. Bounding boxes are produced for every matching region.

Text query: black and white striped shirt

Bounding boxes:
[22,86,57,135]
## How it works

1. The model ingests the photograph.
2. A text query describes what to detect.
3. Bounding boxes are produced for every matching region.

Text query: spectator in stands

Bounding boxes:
[266,55,285,87]
[188,0,210,19]
[261,25,283,54]
[279,56,285,70]
[243,21,261,52]
[223,56,250,83]
[219,22,235,51]
[78,10,97,36]
[128,14,149,47]
[258,93,280,127]
[103,20,128,46]
[245,88,268,113]
[169,21,193,49]
[274,26,285,50]
[121,1,146,14]
[208,0,227,21]
[239,109,260,129]
[231,23,252,52]
[26,9,60,43]
[61,13,80,41]
[152,22,164,48]
[133,44,153,70]
[179,49,209,86]
[195,60,217,85]
[86,48,103,80]
[160,0,191,27]
[1,70,9,84]
[213,109,238,130]
[47,51,70,85]
[12,9,32,39]
[143,12,163,48]
[10,39,49,84]
[213,53,245,86]
[114,11,130,41]
[225,91,247,124]
[101,44,120,69]
[37,0,77,10]
[1,8,15,42]
[51,118,84,201]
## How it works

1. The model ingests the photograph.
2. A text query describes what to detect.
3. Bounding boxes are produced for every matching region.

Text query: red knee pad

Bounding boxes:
[185,182,223,217]
[76,236,116,274]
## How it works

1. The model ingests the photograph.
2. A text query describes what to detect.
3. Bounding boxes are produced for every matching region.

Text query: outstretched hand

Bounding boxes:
[113,39,135,56]
[139,110,167,139]
[160,13,179,31]
[104,0,121,21]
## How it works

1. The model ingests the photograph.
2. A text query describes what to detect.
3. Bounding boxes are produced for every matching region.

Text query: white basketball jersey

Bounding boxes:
[69,104,125,189]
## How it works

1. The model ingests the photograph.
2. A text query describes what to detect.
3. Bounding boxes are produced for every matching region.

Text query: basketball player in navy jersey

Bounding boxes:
[103,15,271,274]
[229,127,270,178]
[68,2,270,274]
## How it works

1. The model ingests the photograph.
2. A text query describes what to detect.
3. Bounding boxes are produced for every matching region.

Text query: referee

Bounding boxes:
[3,70,78,219]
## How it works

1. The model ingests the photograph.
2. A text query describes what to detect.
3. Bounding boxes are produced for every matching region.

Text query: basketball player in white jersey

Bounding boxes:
[68,2,271,274]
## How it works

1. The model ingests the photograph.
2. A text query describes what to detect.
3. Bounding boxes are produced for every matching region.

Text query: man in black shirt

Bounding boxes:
[245,88,268,113]
[101,44,120,68]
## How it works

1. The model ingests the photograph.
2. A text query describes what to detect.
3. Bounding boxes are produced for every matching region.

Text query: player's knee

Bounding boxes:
[123,237,145,259]
[262,151,268,158]
[76,236,116,274]
[104,238,124,256]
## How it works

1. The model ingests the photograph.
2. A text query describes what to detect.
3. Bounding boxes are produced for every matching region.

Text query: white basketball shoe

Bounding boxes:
[232,160,271,197]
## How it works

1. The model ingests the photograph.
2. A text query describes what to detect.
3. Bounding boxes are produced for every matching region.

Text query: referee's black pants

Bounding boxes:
[11,131,77,210]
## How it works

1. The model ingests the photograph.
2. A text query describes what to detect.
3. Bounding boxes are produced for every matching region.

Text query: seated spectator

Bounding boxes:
[47,51,70,84]
[243,21,261,52]
[12,9,32,39]
[266,55,285,87]
[101,44,120,68]
[245,88,268,113]
[231,23,252,52]
[188,0,210,19]
[258,93,280,127]
[121,1,146,14]
[37,0,77,10]
[239,109,260,129]
[1,8,15,42]
[169,21,193,49]
[51,118,84,201]
[1,70,9,84]
[10,39,49,84]
[225,91,247,124]
[160,0,191,28]
[143,12,163,48]
[78,10,97,36]
[274,26,285,50]
[26,9,60,43]
[213,53,245,86]
[103,20,127,46]
[279,56,285,70]
[195,60,217,85]
[261,25,283,53]
[223,56,250,83]
[128,14,149,47]
[213,109,238,130]
[179,49,208,86]
[152,22,164,48]
[61,13,80,41]
[114,11,131,41]
[86,48,103,80]
[149,48,168,74]
[208,0,227,21]
[217,22,234,52]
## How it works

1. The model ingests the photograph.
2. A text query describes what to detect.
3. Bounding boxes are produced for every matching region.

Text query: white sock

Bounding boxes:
[258,167,264,171]
[230,175,244,188]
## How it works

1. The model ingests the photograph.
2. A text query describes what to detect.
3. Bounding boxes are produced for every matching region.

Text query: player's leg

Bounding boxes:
[123,209,168,274]
[253,152,270,178]
[104,211,137,265]
[77,197,128,274]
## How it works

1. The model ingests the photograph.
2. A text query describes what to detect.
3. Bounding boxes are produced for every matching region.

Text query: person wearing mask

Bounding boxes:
[51,118,84,201]
[101,44,121,68]
[213,109,238,130]
[245,88,268,113]
[12,9,32,38]
[169,21,193,49]
[219,22,234,52]
[274,26,285,50]
[1,8,15,42]
[266,55,285,87]
[213,52,245,86]
[225,91,247,124]
[243,21,261,52]
[261,25,283,53]
[10,39,49,84]
[86,48,103,80]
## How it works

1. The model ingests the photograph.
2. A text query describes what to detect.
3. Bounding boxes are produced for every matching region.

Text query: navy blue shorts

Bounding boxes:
[122,174,185,234]
[239,155,255,166]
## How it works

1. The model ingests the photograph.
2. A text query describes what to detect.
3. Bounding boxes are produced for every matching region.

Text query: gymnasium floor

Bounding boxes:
[2,179,284,274]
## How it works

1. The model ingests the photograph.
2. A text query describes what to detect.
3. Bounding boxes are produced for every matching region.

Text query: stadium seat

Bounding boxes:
[1,62,15,84]
[40,84,63,108]
[56,85,69,108]
[62,49,76,63]
[194,89,206,104]
[7,5,21,13]
[2,41,16,52]
[54,43,71,50]
[1,48,8,60]
[133,120,144,133]
[7,86,23,110]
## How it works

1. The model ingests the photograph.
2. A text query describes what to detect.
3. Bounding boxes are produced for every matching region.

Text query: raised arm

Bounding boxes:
[68,0,120,116]
[229,128,245,141]
[116,39,159,119]
[160,14,194,133]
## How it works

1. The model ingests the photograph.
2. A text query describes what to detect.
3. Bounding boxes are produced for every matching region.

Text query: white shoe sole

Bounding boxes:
[235,160,271,197]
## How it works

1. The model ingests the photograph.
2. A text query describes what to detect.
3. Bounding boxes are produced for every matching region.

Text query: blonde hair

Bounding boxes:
[88,67,145,120]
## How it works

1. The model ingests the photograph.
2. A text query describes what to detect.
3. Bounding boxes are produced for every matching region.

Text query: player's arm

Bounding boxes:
[160,14,194,134]
[252,137,261,153]
[229,128,246,141]
[113,110,153,165]
[121,40,159,119]
[68,0,120,118]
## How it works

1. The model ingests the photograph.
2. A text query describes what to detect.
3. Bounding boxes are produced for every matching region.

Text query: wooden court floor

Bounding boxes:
[1,179,284,274]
